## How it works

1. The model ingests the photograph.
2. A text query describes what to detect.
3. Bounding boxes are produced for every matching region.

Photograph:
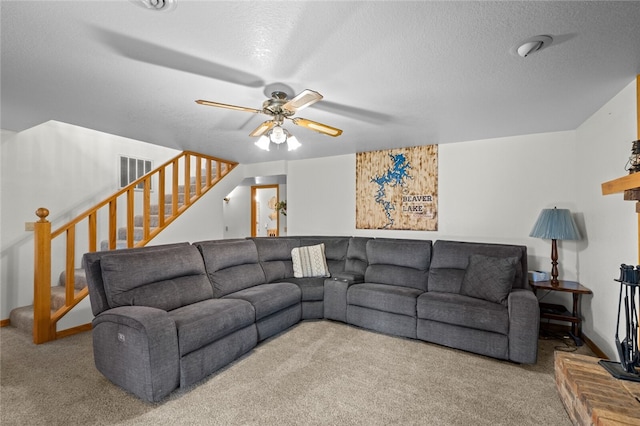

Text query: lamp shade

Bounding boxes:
[529,207,581,240]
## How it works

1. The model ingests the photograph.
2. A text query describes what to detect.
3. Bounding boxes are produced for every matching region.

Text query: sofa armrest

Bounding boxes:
[324,274,363,322]
[92,306,180,402]
[507,289,540,364]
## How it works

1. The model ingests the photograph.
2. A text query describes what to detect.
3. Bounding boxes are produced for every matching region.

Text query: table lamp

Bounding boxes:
[529,207,581,286]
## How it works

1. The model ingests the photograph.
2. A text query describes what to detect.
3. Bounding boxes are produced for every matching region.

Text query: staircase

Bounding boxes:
[11,151,237,343]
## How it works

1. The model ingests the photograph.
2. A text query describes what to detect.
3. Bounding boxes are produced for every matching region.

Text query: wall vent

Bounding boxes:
[120,156,152,190]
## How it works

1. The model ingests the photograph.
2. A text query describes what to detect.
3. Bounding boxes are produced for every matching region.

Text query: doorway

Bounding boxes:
[251,185,279,237]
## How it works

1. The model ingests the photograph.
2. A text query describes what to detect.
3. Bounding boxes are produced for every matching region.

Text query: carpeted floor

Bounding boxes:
[1,320,595,425]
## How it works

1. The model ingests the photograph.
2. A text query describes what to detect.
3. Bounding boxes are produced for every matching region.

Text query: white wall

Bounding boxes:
[0,121,180,320]
[575,78,638,357]
[287,78,637,359]
[223,184,252,239]
[288,131,577,248]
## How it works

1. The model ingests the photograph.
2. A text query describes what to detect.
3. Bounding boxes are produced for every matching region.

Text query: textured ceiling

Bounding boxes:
[2,1,640,164]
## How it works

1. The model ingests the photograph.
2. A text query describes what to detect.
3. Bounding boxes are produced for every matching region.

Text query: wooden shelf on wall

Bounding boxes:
[602,173,640,195]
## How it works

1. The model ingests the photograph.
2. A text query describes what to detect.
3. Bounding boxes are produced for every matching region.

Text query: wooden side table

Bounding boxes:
[530,280,592,346]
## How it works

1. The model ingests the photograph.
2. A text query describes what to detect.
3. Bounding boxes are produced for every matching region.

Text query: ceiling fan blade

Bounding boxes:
[196,100,262,114]
[291,117,343,137]
[311,100,393,124]
[282,89,323,113]
[249,120,276,137]
[93,27,264,88]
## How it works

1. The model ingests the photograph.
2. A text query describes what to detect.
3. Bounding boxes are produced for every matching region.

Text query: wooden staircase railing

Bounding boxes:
[32,151,238,344]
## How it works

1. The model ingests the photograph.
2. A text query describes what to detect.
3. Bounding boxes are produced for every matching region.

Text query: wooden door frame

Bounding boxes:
[250,184,280,237]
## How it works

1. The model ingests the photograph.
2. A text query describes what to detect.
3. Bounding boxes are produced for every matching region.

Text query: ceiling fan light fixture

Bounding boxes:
[287,135,301,151]
[270,126,287,144]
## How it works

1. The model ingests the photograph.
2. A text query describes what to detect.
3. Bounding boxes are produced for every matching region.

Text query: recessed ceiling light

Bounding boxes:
[516,35,553,58]
[129,0,177,12]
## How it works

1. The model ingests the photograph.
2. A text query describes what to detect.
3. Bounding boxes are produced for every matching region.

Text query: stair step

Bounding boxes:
[165,193,186,203]
[134,215,160,227]
[58,268,87,290]
[100,240,132,251]
[177,184,202,194]
[149,204,176,216]
[9,305,55,336]
[191,172,212,185]
[51,286,85,311]
[118,227,144,241]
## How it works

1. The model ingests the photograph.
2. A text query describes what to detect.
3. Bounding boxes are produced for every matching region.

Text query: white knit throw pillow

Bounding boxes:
[291,243,330,278]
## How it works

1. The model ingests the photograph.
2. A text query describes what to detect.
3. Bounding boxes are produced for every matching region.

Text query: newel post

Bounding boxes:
[33,207,53,343]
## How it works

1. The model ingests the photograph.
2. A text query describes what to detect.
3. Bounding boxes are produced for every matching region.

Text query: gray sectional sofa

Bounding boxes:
[83,236,539,402]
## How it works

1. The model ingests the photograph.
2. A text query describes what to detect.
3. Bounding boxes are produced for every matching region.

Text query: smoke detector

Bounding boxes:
[129,0,177,12]
[516,35,553,58]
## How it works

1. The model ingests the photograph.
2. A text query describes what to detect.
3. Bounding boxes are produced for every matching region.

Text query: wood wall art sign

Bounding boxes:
[356,145,438,230]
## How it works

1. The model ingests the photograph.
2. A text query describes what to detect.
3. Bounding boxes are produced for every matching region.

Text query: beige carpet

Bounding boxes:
[1,320,595,425]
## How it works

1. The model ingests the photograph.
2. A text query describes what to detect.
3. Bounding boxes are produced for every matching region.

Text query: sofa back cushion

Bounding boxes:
[253,237,351,282]
[428,240,527,293]
[345,237,371,275]
[195,240,266,297]
[299,237,349,276]
[253,237,299,282]
[100,244,212,311]
[364,239,431,291]
[83,242,191,316]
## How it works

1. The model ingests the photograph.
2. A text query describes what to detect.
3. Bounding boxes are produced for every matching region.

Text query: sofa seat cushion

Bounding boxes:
[168,299,255,357]
[347,283,423,317]
[224,283,301,321]
[416,292,509,335]
[278,277,325,301]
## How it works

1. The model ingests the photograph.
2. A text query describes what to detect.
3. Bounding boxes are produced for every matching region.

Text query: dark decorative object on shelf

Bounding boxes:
[599,263,640,382]
[626,140,640,174]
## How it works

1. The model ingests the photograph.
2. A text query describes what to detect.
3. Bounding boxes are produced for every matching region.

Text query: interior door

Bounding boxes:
[251,185,279,237]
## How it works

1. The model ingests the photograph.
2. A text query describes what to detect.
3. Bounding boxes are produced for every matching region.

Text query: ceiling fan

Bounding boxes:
[196,89,343,140]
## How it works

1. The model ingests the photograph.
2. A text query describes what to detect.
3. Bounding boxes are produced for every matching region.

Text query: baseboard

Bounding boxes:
[0,318,10,327]
[581,332,608,360]
[541,323,608,359]
[56,323,92,339]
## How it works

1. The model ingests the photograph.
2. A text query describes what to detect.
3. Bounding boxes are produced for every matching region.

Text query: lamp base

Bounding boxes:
[550,238,559,285]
